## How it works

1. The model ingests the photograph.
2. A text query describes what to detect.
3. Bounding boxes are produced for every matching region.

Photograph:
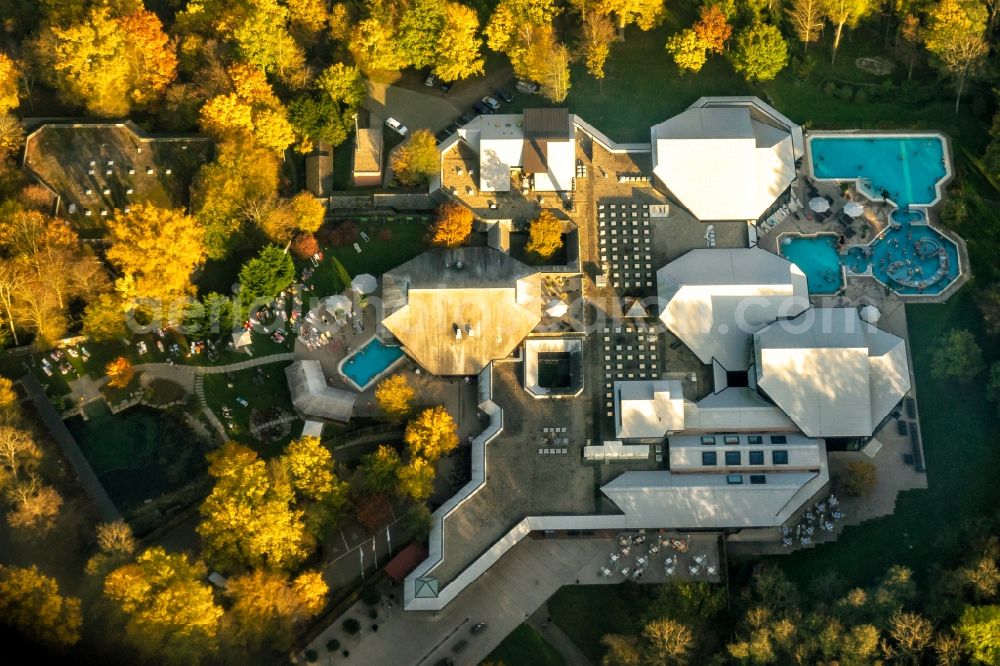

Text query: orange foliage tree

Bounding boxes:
[105,357,134,389]
[430,202,474,248]
[693,4,733,55]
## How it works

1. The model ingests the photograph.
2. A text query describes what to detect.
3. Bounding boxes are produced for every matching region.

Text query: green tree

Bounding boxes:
[924,0,989,112]
[182,293,235,339]
[104,548,223,664]
[931,328,983,383]
[401,503,433,540]
[957,605,1000,665]
[987,362,1000,408]
[238,245,295,304]
[359,445,403,494]
[391,130,439,186]
[731,22,789,81]
[0,564,82,648]
[666,29,709,73]
[316,62,366,108]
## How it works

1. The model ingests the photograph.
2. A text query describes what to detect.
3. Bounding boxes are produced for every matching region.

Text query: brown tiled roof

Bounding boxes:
[523,108,570,138]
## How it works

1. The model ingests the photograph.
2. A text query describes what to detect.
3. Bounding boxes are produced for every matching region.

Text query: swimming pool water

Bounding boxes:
[810,136,947,209]
[780,235,844,294]
[342,338,404,389]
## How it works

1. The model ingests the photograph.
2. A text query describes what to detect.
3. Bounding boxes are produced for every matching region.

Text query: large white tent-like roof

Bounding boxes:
[658,248,809,371]
[753,308,910,438]
[651,106,795,221]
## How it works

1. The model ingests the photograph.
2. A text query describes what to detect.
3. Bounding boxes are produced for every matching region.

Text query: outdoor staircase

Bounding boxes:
[194,375,207,408]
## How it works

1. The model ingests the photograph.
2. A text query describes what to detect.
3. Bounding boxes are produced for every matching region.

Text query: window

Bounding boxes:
[725,451,741,466]
[750,474,767,485]
[724,435,740,445]
[770,435,788,444]
[749,450,764,465]
[701,436,716,446]
[772,450,789,465]
[702,451,717,465]
[747,435,763,445]
[726,474,743,484]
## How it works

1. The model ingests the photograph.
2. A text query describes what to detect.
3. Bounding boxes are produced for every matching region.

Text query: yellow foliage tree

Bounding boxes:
[434,3,485,81]
[290,191,325,234]
[197,442,312,571]
[397,456,435,501]
[404,406,459,461]
[0,377,18,423]
[430,202,474,248]
[105,356,134,389]
[599,0,665,30]
[5,480,63,531]
[104,548,223,664]
[525,210,564,259]
[376,374,416,420]
[391,129,439,186]
[225,569,328,649]
[359,444,402,494]
[0,564,82,648]
[0,53,20,114]
[106,203,206,307]
[666,29,709,73]
[117,9,178,107]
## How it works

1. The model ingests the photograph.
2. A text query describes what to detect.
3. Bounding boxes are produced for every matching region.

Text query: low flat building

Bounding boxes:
[352,128,383,187]
[613,379,684,440]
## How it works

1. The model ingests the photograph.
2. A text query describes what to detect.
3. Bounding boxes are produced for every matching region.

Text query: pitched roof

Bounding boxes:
[285,360,357,422]
[381,248,541,375]
[657,248,809,371]
[753,308,910,437]
[651,107,795,220]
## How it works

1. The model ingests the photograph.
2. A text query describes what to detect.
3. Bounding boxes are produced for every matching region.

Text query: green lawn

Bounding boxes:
[546,585,659,662]
[202,362,300,456]
[483,623,566,666]
[321,215,433,280]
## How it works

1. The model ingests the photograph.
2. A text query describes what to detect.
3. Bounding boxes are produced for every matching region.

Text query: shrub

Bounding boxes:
[305,649,318,662]
[840,460,877,497]
[823,81,837,96]
[326,638,340,652]
[342,617,361,634]
[854,89,868,104]
[361,585,382,606]
[837,85,854,101]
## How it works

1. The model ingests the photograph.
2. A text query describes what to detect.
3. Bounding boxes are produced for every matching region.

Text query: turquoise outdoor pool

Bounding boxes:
[810,135,948,209]
[781,212,960,296]
[341,338,404,389]
[780,234,844,294]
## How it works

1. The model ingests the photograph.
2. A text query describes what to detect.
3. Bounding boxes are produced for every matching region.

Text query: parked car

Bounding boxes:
[471,622,488,634]
[495,87,513,103]
[459,112,474,124]
[385,117,408,136]
[482,96,501,110]
[515,79,540,94]
[435,128,453,143]
[472,101,491,115]
[438,80,452,93]
[424,71,437,87]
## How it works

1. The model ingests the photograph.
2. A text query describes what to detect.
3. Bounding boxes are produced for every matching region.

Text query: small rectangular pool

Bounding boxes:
[780,234,844,294]
[809,135,948,209]
[340,337,405,390]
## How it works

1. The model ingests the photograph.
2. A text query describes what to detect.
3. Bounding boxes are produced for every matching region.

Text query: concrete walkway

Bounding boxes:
[529,605,593,666]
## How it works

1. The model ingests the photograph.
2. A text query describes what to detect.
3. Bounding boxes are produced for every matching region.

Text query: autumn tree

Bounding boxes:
[199,64,295,153]
[430,202,474,248]
[0,53,20,114]
[283,436,349,536]
[0,426,41,486]
[525,210,564,259]
[349,5,408,73]
[359,445,403,494]
[86,519,137,577]
[840,459,876,496]
[238,245,295,305]
[392,129,439,186]
[82,292,129,342]
[641,618,694,665]
[788,0,826,52]
[731,22,789,81]
[198,442,312,571]
[575,2,616,79]
[0,564,82,648]
[397,456,435,501]
[600,0,665,30]
[435,3,485,81]
[820,0,874,63]
[957,604,1000,664]
[104,548,223,663]
[355,491,394,529]
[528,27,572,102]
[105,357,134,389]
[375,374,416,420]
[117,9,178,108]
[694,5,733,54]
[5,478,63,532]
[225,569,327,649]
[291,233,320,260]
[886,611,933,663]
[404,406,459,461]
[106,203,206,310]
[0,377,18,423]
[486,0,561,80]
[0,113,24,159]
[666,29,709,73]
[287,0,329,45]
[898,14,922,80]
[924,0,989,113]
[602,633,642,665]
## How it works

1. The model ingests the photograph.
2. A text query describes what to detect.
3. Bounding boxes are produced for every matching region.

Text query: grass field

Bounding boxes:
[484,623,566,666]
[321,215,433,281]
[547,585,661,662]
[202,362,299,456]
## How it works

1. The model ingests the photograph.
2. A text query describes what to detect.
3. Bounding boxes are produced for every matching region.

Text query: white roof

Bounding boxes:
[651,107,795,220]
[614,380,684,439]
[478,115,524,192]
[602,469,823,528]
[658,248,809,370]
[683,387,796,431]
[531,139,575,192]
[285,360,357,422]
[754,308,910,438]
